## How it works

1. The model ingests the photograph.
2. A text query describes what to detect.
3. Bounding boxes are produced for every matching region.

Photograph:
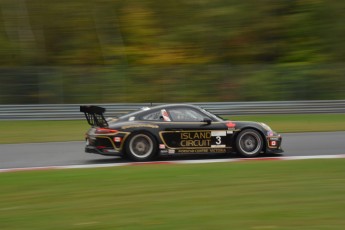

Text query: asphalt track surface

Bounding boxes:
[0,132,344,170]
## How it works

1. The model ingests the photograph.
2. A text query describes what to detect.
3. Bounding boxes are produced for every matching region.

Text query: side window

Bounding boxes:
[142,111,162,121]
[169,108,205,122]
[141,109,171,121]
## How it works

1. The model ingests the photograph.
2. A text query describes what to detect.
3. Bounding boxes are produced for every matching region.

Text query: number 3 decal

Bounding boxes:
[216,136,222,145]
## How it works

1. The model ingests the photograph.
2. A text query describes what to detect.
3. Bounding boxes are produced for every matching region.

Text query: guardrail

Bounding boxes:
[0,100,344,120]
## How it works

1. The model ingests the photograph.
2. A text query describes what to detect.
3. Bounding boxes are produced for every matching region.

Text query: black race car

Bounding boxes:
[80,104,283,161]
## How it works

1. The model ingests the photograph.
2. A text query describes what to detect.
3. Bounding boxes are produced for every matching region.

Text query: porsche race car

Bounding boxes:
[80,104,283,161]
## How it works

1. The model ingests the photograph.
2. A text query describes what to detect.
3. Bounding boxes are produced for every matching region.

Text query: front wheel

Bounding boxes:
[125,132,157,161]
[235,129,263,157]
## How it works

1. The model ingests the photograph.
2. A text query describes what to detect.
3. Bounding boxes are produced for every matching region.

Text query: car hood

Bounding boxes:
[230,121,273,132]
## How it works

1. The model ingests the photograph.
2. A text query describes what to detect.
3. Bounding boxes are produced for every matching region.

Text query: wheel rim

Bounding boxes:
[129,134,154,159]
[239,132,262,155]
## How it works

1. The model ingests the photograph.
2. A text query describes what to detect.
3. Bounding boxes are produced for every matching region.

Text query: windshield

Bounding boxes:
[201,108,225,121]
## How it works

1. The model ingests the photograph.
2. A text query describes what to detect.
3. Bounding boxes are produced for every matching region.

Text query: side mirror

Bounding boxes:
[203,118,212,125]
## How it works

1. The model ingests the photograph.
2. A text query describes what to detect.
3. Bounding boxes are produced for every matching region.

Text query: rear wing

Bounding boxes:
[80,106,108,127]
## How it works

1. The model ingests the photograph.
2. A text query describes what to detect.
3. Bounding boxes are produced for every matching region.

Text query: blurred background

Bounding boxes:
[0,0,344,104]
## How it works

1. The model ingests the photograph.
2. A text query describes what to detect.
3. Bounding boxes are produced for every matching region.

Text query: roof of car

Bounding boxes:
[148,104,201,110]
[117,104,202,120]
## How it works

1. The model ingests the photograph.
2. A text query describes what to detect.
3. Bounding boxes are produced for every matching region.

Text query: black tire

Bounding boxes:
[125,132,158,161]
[235,129,263,157]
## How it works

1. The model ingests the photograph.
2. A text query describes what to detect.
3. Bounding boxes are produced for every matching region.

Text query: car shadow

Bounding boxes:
[85,152,284,165]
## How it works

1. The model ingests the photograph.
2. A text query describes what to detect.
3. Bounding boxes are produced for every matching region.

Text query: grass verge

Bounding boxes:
[0,159,344,229]
[0,114,344,144]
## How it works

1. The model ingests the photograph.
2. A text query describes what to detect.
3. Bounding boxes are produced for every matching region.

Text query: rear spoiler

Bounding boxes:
[80,106,108,127]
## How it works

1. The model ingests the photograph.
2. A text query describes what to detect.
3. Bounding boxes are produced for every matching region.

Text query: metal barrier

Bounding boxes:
[0,100,344,120]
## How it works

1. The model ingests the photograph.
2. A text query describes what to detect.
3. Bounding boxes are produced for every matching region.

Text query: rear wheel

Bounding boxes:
[125,132,157,161]
[236,129,263,157]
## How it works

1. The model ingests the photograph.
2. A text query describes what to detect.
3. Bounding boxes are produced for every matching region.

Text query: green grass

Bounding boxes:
[0,114,344,144]
[0,159,345,229]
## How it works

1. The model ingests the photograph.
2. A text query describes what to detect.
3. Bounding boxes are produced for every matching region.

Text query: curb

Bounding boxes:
[1,154,345,173]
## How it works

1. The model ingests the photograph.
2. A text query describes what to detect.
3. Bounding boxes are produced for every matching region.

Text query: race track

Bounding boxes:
[0,132,344,169]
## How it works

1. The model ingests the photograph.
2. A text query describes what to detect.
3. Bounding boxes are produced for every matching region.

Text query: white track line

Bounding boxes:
[1,154,345,173]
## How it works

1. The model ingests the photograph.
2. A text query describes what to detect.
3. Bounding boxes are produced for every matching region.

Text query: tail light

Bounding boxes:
[95,128,118,134]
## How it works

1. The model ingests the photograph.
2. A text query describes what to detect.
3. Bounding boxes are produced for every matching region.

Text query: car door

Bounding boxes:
[159,107,232,153]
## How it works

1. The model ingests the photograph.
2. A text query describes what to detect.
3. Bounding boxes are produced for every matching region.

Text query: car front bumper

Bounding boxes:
[85,145,122,156]
[265,135,283,154]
